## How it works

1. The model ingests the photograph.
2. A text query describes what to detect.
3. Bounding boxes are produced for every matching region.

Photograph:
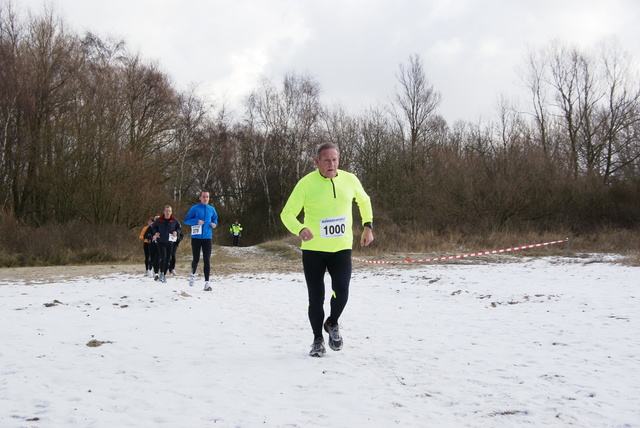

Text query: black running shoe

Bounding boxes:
[309,337,326,357]
[323,320,343,351]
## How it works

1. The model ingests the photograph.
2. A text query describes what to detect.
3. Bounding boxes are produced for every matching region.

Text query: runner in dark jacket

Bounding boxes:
[151,205,182,283]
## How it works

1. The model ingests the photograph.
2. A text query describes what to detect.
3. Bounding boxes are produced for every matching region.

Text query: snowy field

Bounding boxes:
[1,253,638,427]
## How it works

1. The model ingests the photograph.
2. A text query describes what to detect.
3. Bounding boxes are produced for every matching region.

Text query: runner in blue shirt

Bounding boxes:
[183,190,218,291]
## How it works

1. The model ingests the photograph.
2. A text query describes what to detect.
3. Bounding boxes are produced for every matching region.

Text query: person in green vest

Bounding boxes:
[280,142,374,357]
[229,219,243,246]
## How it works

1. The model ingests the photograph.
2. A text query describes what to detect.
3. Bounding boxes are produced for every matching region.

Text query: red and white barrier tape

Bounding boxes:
[352,238,569,264]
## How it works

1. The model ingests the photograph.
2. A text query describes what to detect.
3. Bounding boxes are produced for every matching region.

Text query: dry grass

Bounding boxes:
[0,219,140,267]
[619,252,640,266]
[0,214,638,268]
[353,227,639,265]
[257,235,302,261]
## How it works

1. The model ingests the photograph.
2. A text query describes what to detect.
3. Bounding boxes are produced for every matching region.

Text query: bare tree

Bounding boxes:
[354,105,392,194]
[9,6,82,223]
[0,2,24,210]
[321,103,359,171]
[523,40,640,184]
[172,86,209,203]
[521,46,555,157]
[244,72,322,230]
[391,53,441,176]
[597,39,640,182]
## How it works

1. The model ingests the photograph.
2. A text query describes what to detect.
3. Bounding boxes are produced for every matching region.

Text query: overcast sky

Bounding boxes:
[16,0,640,123]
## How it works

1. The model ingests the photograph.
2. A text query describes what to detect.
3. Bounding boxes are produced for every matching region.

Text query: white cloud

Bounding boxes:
[427,38,466,65]
[427,0,472,21]
[14,0,640,122]
[476,37,505,58]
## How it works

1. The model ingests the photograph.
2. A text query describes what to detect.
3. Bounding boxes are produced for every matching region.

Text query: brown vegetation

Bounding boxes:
[0,217,637,270]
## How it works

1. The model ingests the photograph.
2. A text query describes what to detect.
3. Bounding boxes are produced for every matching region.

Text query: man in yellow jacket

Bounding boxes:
[281,142,374,357]
[229,219,243,246]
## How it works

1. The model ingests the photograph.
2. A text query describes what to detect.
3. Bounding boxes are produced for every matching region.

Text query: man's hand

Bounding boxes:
[360,227,374,247]
[299,227,313,242]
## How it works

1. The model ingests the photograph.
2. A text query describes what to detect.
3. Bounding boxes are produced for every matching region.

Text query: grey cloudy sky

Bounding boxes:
[18,0,640,122]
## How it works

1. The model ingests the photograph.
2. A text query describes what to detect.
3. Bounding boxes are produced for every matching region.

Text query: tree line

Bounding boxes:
[1,5,638,246]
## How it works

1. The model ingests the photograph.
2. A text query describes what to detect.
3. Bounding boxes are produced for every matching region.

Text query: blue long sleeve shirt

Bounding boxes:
[184,203,218,239]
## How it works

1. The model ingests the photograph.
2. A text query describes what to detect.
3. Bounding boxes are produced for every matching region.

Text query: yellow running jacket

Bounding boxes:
[281,169,373,252]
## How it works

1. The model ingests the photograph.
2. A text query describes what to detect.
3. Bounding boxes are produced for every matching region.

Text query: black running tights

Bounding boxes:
[302,249,352,340]
[157,242,173,275]
[191,238,212,281]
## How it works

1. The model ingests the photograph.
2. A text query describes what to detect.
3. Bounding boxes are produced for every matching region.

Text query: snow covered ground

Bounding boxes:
[1,253,638,427]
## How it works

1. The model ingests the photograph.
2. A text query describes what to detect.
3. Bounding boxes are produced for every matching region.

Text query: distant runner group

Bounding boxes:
[138,192,241,291]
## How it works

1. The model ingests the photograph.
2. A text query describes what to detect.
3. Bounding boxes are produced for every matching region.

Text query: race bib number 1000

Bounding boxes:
[320,216,347,238]
[191,224,202,235]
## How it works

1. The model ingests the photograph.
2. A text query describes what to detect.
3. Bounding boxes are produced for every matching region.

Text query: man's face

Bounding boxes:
[163,207,172,218]
[200,192,210,204]
[314,148,339,179]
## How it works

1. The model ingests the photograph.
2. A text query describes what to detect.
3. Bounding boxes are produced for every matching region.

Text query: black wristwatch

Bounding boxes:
[363,222,373,230]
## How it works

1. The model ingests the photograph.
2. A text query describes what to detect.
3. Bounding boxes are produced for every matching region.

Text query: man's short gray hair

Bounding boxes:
[316,142,340,159]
